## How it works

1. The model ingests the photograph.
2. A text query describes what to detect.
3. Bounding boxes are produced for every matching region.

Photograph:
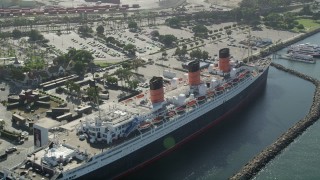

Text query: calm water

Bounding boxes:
[254,33,320,179]
[128,35,318,179]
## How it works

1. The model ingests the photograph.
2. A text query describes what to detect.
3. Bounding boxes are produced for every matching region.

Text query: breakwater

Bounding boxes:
[229,62,320,180]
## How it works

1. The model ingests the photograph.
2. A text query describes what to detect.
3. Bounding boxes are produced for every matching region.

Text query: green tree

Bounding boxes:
[131,58,144,72]
[105,36,116,44]
[166,17,181,28]
[86,87,100,102]
[128,21,138,29]
[297,24,304,30]
[106,76,118,84]
[78,25,93,37]
[299,5,313,15]
[190,49,203,59]
[28,30,45,42]
[123,43,136,56]
[53,55,68,66]
[202,50,209,60]
[122,62,131,69]
[73,61,86,75]
[174,47,181,56]
[96,25,105,35]
[12,29,22,39]
[0,119,5,130]
[115,68,132,88]
[150,30,160,37]
[226,29,232,37]
[10,67,25,81]
[192,25,208,38]
[159,34,177,47]
[128,80,139,90]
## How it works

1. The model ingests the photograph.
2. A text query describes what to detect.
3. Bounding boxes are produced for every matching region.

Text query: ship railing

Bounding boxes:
[51,172,61,180]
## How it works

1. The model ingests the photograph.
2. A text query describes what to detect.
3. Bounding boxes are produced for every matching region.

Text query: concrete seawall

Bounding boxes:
[229,63,320,180]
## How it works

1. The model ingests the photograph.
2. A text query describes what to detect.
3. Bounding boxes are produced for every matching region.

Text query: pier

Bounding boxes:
[230,63,320,180]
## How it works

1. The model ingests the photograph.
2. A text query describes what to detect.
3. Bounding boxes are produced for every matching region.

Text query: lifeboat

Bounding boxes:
[223,82,232,89]
[207,91,215,97]
[152,116,164,124]
[215,86,224,94]
[166,111,176,118]
[136,94,144,98]
[239,73,245,80]
[197,96,206,104]
[138,122,151,131]
[176,106,186,113]
[233,78,239,83]
[187,100,197,107]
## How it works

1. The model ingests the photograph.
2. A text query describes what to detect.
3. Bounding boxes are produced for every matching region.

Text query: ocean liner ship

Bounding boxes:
[4,48,270,180]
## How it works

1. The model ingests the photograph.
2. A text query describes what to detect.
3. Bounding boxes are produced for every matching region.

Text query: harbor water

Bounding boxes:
[129,34,320,179]
[254,33,320,179]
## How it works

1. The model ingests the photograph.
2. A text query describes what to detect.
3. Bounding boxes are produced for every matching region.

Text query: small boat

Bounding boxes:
[232,78,239,85]
[287,43,320,58]
[138,122,151,131]
[197,96,206,104]
[152,116,164,124]
[176,106,186,113]
[280,53,315,64]
[166,111,176,118]
[187,100,197,107]
[215,86,224,93]
[223,82,232,89]
[207,91,215,97]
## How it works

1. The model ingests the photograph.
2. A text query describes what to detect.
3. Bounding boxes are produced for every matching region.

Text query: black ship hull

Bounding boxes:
[77,68,269,180]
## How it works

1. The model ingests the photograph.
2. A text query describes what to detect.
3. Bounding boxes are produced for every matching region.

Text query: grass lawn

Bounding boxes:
[94,61,117,67]
[294,18,320,32]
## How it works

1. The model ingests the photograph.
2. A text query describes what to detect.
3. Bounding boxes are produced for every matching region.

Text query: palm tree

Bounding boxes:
[0,119,5,130]
[131,58,144,72]
[86,87,100,102]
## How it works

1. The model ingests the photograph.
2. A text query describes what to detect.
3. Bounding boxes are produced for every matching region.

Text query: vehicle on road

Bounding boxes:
[5,147,17,154]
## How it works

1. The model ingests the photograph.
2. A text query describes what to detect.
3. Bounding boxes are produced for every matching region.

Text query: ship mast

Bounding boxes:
[91,70,102,125]
[247,27,253,63]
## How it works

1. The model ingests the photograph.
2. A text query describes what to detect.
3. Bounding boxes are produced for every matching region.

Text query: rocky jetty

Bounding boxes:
[229,63,320,180]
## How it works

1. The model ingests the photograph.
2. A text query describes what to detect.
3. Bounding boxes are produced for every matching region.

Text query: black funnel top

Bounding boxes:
[149,76,163,90]
[219,48,230,58]
[188,61,200,72]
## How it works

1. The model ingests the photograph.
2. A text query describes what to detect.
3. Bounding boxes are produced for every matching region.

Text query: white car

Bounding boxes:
[79,134,86,141]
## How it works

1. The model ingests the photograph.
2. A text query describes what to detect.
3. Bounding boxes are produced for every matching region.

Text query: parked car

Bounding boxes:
[5,147,17,154]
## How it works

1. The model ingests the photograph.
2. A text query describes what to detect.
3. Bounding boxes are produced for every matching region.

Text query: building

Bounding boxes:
[33,117,60,147]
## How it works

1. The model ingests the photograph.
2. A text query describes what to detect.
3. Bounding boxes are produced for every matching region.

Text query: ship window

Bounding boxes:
[90,132,96,136]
